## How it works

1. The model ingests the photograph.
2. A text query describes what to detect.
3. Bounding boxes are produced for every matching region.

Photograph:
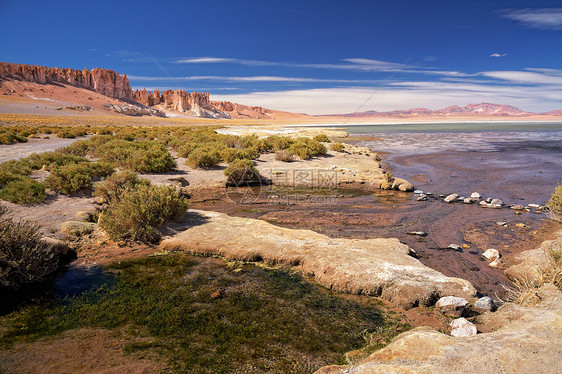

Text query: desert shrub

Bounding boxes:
[94,170,150,202]
[266,135,294,151]
[186,147,221,168]
[224,159,262,186]
[177,141,199,158]
[28,151,87,170]
[221,148,251,163]
[243,146,261,160]
[313,134,331,143]
[95,140,176,173]
[0,209,59,289]
[98,184,188,242]
[0,178,46,204]
[547,184,562,221]
[46,162,113,194]
[330,142,345,152]
[288,137,327,160]
[56,128,87,139]
[0,131,28,145]
[275,150,295,162]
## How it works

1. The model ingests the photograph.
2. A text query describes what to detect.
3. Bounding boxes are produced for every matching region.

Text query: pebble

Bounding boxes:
[496,221,507,226]
[491,199,504,206]
[485,198,492,203]
[462,244,471,249]
[444,193,458,203]
[407,231,427,237]
[528,203,540,208]
[515,223,528,228]
[414,190,424,194]
[473,296,495,312]
[463,197,473,204]
[416,196,427,201]
[482,248,500,261]
[488,258,503,268]
[436,296,468,318]
[450,318,477,337]
[447,244,461,251]
[470,192,481,199]
[511,204,524,210]
[479,200,488,206]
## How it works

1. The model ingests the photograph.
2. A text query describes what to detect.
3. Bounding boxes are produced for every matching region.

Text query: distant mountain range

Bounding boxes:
[1,62,561,120]
[326,103,562,118]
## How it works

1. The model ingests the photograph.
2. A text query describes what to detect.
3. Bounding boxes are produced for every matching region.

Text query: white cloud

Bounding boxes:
[174,57,235,63]
[490,53,507,58]
[501,8,562,30]
[481,70,562,85]
[128,75,382,84]
[213,82,562,115]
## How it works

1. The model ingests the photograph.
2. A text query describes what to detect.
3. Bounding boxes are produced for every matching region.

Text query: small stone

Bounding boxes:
[528,203,540,208]
[488,258,503,268]
[450,317,477,337]
[511,205,524,210]
[473,296,495,312]
[496,221,507,226]
[414,190,424,194]
[462,244,471,249]
[416,196,428,201]
[515,223,528,228]
[458,196,466,201]
[463,197,473,204]
[479,200,488,206]
[485,198,492,203]
[514,211,522,215]
[482,248,500,261]
[436,296,469,317]
[439,194,445,198]
[444,193,458,203]
[491,199,504,206]
[407,231,427,237]
[534,210,542,214]
[470,192,481,199]
[447,244,461,251]
[490,204,502,209]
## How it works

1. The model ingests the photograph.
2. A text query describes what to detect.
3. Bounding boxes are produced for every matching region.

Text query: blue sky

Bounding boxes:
[1,0,561,114]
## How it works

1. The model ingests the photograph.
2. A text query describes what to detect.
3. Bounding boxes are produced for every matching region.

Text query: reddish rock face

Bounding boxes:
[133,89,213,112]
[0,62,133,100]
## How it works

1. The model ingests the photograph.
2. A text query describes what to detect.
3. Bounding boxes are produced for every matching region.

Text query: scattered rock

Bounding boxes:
[473,296,495,313]
[488,258,503,268]
[479,200,488,206]
[407,231,427,237]
[496,221,507,226]
[414,190,424,194]
[470,192,481,199]
[60,221,96,237]
[515,223,528,228]
[447,244,461,251]
[528,203,540,208]
[463,197,473,204]
[482,248,500,261]
[416,196,428,201]
[461,244,470,249]
[444,193,458,203]
[485,198,492,203]
[450,318,477,337]
[511,204,525,210]
[436,296,469,317]
[490,199,504,206]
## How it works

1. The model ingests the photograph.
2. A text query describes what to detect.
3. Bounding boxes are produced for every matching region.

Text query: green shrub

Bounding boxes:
[0,131,28,145]
[266,135,294,151]
[0,178,46,204]
[94,170,150,202]
[313,134,331,143]
[330,142,345,152]
[46,162,114,194]
[288,137,327,160]
[275,150,295,162]
[98,184,188,242]
[547,184,562,221]
[28,151,87,170]
[95,140,176,173]
[224,159,262,186]
[186,147,221,168]
[0,208,59,289]
[221,148,250,163]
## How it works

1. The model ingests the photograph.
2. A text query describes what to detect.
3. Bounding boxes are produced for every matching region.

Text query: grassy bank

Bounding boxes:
[0,253,408,373]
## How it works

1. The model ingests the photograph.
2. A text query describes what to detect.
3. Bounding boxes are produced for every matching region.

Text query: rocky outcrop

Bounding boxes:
[317,284,562,373]
[133,89,230,118]
[161,210,475,308]
[103,104,165,117]
[0,62,133,100]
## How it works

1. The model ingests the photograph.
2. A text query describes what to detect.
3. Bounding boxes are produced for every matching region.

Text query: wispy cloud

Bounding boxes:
[127,75,383,84]
[501,8,562,30]
[481,70,562,85]
[174,57,236,63]
[490,53,507,58]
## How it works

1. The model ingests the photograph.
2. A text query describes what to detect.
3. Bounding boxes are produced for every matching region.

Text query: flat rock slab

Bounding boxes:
[161,210,475,308]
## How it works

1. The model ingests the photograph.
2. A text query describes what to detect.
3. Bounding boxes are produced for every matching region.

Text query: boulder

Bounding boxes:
[436,296,469,317]
[61,221,95,237]
[450,318,477,337]
[161,210,475,308]
[482,248,500,261]
[316,286,562,374]
[473,296,495,313]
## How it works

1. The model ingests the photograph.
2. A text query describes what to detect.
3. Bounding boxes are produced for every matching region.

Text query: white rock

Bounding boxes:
[436,296,468,308]
[447,244,461,251]
[479,200,488,206]
[463,197,473,204]
[482,248,500,261]
[450,317,477,337]
[496,221,507,226]
[444,193,458,203]
[491,199,504,206]
[488,258,503,268]
[474,296,494,312]
[470,192,481,199]
[528,203,540,208]
[414,190,424,194]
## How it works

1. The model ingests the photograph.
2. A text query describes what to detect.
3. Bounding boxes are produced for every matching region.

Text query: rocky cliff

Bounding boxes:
[133,88,230,118]
[0,62,133,100]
